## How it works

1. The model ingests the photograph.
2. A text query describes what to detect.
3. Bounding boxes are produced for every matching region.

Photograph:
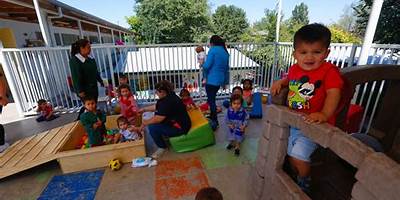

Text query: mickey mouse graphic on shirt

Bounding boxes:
[288,75,322,110]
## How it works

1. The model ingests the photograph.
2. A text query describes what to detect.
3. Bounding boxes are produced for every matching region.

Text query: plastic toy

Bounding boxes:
[76,134,89,149]
[109,158,122,171]
[249,92,263,118]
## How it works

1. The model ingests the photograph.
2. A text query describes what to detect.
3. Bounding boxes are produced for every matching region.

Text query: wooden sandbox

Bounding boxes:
[0,115,146,179]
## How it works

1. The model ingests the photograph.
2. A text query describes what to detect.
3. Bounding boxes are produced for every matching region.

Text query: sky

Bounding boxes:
[59,0,355,29]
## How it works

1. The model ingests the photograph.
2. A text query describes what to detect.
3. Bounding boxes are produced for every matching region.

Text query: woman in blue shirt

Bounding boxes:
[202,35,230,130]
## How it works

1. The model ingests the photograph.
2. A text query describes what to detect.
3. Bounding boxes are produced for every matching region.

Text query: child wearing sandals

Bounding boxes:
[225,94,249,156]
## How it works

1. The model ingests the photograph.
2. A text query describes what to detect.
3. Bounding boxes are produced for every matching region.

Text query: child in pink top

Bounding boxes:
[242,79,253,106]
[180,88,196,110]
[118,84,139,125]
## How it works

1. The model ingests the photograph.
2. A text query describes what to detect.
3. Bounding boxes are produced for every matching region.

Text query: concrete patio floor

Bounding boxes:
[0,106,265,200]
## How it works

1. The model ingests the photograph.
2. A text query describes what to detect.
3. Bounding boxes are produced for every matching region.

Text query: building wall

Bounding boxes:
[0,19,116,47]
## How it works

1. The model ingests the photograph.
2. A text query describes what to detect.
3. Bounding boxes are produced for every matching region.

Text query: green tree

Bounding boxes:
[353,0,400,44]
[336,4,356,32]
[128,0,211,44]
[212,5,249,42]
[253,9,278,42]
[329,25,361,43]
[290,3,309,26]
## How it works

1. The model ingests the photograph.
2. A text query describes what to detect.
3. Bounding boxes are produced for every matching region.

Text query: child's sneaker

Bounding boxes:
[0,142,9,153]
[297,176,311,194]
[234,148,240,156]
[226,143,234,150]
[151,148,166,159]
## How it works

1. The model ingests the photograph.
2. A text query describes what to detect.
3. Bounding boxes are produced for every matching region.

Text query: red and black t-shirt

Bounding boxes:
[287,62,343,116]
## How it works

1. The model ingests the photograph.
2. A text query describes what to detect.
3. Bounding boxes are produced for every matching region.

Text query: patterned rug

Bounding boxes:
[38,170,104,200]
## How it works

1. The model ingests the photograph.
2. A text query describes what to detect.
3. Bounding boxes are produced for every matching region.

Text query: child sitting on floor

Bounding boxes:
[196,46,207,86]
[180,88,196,110]
[242,79,253,106]
[225,94,249,156]
[116,116,141,142]
[80,96,107,147]
[118,84,139,125]
[36,99,59,122]
[270,23,343,193]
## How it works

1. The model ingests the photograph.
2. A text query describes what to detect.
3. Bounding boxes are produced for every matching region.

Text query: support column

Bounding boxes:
[357,0,384,65]
[111,29,115,44]
[33,0,52,46]
[97,25,102,44]
[271,0,282,87]
[77,20,84,39]
[47,17,57,46]
[119,31,122,41]
[0,42,24,115]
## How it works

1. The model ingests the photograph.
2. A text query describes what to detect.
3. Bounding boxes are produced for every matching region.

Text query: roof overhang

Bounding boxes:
[0,0,132,33]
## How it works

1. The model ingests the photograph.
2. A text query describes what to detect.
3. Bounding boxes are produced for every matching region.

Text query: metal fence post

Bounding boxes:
[0,42,24,116]
[270,42,279,87]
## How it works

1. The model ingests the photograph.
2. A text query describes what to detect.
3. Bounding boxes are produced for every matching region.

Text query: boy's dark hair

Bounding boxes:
[232,86,243,94]
[294,23,331,49]
[242,79,253,88]
[119,74,128,79]
[70,39,90,56]
[118,84,131,95]
[117,116,128,126]
[230,94,243,105]
[179,88,190,97]
[155,80,174,94]
[195,187,223,200]
[37,99,47,105]
[82,96,96,103]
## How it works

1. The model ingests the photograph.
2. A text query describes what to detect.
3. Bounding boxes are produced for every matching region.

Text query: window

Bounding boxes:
[62,34,79,45]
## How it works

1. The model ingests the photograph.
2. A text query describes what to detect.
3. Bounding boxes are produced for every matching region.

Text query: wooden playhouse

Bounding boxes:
[0,115,146,179]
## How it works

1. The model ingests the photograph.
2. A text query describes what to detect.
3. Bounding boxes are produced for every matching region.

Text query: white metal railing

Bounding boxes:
[0,42,399,133]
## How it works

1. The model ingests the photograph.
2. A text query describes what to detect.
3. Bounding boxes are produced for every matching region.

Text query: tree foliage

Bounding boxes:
[353,0,400,44]
[252,9,278,42]
[336,4,357,32]
[212,5,249,42]
[290,3,309,26]
[329,25,361,44]
[128,0,211,44]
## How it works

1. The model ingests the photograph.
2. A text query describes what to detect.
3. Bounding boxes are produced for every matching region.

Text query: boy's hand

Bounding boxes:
[240,125,246,132]
[228,124,234,129]
[93,123,99,129]
[270,80,282,96]
[304,112,328,124]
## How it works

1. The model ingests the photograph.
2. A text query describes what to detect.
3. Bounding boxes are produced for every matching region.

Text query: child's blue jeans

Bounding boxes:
[287,127,318,162]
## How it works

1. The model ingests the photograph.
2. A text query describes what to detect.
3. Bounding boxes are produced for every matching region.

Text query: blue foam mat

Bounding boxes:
[38,170,104,200]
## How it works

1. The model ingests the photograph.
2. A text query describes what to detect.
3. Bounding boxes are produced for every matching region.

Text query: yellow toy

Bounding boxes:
[109,158,122,171]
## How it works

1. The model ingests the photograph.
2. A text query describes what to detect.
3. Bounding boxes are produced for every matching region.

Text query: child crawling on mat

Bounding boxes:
[80,96,106,147]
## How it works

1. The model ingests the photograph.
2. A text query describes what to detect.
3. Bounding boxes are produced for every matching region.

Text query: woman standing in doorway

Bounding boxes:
[69,39,104,119]
[202,35,230,130]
